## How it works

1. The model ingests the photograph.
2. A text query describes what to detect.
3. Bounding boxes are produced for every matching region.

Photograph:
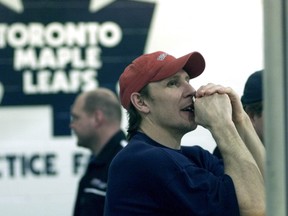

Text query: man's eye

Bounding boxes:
[70,115,78,122]
[167,80,177,87]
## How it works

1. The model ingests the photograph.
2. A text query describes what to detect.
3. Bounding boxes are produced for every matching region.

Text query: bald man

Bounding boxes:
[70,88,127,216]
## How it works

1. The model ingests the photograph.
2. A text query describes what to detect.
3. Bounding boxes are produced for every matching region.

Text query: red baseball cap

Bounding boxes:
[119,51,206,109]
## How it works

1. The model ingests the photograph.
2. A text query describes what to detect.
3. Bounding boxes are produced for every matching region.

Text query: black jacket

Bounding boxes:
[73,130,126,216]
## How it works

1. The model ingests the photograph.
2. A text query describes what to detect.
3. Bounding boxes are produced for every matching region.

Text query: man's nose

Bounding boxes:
[184,82,196,97]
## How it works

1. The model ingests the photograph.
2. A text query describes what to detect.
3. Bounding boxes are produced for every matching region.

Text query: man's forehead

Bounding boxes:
[71,94,85,111]
[154,70,189,82]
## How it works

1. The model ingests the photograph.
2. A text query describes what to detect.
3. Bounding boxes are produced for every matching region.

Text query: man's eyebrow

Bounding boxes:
[166,73,189,81]
[70,112,78,118]
[165,74,180,80]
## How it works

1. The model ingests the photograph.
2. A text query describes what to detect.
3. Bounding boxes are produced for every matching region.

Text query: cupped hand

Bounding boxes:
[195,83,246,124]
[194,92,232,129]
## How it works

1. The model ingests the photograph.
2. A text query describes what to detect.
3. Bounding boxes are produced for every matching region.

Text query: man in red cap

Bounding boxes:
[104,51,265,216]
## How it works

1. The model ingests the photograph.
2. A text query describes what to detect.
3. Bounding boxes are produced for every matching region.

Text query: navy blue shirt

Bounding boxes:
[104,132,239,216]
[73,130,126,216]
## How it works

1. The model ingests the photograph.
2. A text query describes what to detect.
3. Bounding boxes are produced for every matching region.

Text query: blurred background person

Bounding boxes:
[70,88,127,216]
[241,70,264,142]
[213,70,263,158]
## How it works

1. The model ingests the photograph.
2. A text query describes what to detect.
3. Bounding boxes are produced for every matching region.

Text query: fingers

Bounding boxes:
[194,93,232,129]
[196,83,228,98]
[196,83,246,124]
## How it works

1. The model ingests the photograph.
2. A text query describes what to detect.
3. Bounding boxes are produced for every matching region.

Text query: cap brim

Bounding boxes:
[183,52,206,78]
[153,52,205,81]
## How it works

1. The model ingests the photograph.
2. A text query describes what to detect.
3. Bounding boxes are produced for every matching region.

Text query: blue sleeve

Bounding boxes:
[182,145,225,175]
[155,146,240,216]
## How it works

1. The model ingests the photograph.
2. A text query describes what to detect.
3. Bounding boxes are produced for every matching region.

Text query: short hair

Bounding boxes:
[83,88,122,123]
[126,85,150,140]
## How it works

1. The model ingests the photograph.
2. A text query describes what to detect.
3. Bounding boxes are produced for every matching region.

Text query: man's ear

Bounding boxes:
[93,109,104,127]
[130,92,150,113]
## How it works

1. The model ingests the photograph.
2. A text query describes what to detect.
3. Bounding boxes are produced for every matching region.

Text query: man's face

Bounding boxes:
[252,113,264,143]
[70,94,95,148]
[145,70,197,134]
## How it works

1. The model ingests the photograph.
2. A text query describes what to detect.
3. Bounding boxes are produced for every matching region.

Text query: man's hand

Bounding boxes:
[195,83,247,125]
[194,91,232,129]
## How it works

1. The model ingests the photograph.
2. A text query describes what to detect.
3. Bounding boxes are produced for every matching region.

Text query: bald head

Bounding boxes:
[82,88,122,123]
